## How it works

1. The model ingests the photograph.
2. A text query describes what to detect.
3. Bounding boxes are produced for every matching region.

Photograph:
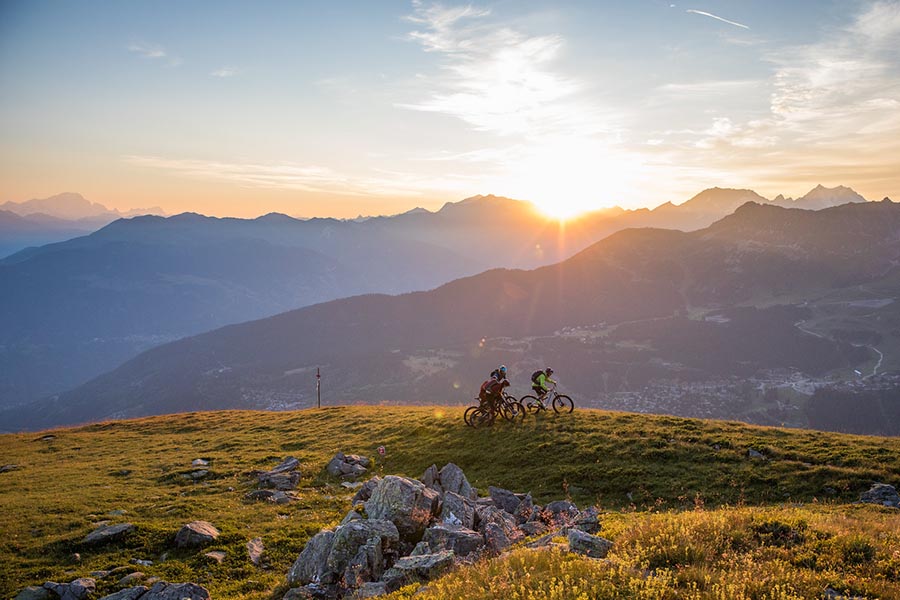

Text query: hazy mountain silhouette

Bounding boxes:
[0,192,164,221]
[13,199,897,431]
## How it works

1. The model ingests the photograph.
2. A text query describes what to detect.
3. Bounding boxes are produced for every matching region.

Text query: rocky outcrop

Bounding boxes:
[567,529,613,558]
[286,461,609,599]
[365,476,440,542]
[860,483,900,508]
[42,579,95,600]
[174,521,219,548]
[255,456,301,490]
[83,523,135,546]
[326,453,370,479]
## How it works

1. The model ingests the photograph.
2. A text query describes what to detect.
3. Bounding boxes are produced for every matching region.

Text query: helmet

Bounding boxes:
[545,367,554,375]
[499,365,507,376]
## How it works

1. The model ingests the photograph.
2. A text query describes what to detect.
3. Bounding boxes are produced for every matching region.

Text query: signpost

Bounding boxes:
[316,367,321,409]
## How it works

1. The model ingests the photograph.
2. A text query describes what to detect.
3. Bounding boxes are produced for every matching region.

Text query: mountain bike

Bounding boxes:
[520,383,574,414]
[464,392,525,427]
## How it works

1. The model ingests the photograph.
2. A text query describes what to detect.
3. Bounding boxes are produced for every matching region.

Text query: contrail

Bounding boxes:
[686,9,750,30]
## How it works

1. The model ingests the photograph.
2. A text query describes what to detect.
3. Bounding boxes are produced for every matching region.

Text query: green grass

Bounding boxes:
[1,406,898,598]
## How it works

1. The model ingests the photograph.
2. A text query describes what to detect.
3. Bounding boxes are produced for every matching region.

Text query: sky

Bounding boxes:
[1,0,899,219]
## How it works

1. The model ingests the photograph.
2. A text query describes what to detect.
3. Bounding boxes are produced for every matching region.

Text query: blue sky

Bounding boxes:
[1,0,899,217]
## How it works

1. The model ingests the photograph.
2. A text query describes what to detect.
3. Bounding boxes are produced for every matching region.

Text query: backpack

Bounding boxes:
[531,370,544,384]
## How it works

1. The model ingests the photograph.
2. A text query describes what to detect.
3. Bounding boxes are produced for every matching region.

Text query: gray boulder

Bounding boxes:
[174,521,219,548]
[520,521,550,537]
[567,529,614,558]
[141,582,211,600]
[97,587,148,600]
[488,486,521,514]
[43,579,95,600]
[326,454,347,477]
[860,483,900,508]
[475,505,520,543]
[356,582,388,598]
[380,551,455,592]
[440,491,476,530]
[439,463,476,500]
[423,524,483,558]
[83,523,135,546]
[288,530,336,586]
[365,476,441,542]
[421,464,441,493]
[482,522,513,554]
[14,587,52,600]
[573,507,601,534]
[544,500,579,527]
[340,510,364,525]
[326,452,370,479]
[514,494,535,524]
[351,477,382,505]
[248,537,265,566]
[260,472,301,491]
[326,519,399,584]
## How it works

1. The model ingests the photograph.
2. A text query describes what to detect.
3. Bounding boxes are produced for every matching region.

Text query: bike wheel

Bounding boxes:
[471,407,494,428]
[520,395,541,414]
[500,400,525,423]
[464,406,479,427]
[552,394,574,414]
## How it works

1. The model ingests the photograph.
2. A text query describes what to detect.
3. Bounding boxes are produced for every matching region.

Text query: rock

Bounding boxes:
[327,519,399,585]
[860,483,900,508]
[246,489,277,501]
[482,522,512,554]
[204,551,226,564]
[520,522,550,537]
[380,551,455,592]
[188,470,208,480]
[475,505,520,543]
[543,500,579,527]
[341,481,363,489]
[288,530,336,586]
[108,509,127,517]
[356,582,388,598]
[513,494,534,524]
[14,586,52,600]
[70,553,81,563]
[365,476,441,542]
[174,521,219,548]
[573,507,601,534]
[341,510,365,525]
[409,541,431,556]
[351,477,382,505]
[440,491,476,530]
[421,464,440,491]
[117,572,145,586]
[326,453,347,477]
[248,537,265,565]
[255,457,301,490]
[43,578,96,600]
[83,523,135,546]
[97,588,148,600]
[567,529,613,558]
[1,464,20,473]
[488,486,521,514]
[438,463,476,500]
[191,459,209,467]
[326,452,370,479]
[525,530,560,548]
[140,581,211,600]
[748,448,766,460]
[260,472,301,491]
[132,559,153,566]
[90,570,110,579]
[423,524,483,558]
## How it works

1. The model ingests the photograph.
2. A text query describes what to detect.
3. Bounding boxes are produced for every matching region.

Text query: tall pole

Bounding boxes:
[316,367,321,409]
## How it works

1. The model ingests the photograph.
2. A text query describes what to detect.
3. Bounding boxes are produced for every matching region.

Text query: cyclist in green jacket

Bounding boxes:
[531,367,556,398]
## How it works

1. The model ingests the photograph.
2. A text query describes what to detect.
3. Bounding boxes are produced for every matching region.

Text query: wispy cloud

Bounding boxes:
[686,9,750,30]
[123,155,477,198]
[210,67,238,78]
[127,42,181,66]
[399,1,616,138]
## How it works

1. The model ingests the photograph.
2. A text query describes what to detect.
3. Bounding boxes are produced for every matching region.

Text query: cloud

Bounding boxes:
[123,155,477,198]
[399,2,617,138]
[210,67,238,78]
[685,9,750,30]
[127,42,181,66]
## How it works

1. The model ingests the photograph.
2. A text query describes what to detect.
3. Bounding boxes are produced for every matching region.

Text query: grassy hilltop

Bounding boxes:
[1,406,899,599]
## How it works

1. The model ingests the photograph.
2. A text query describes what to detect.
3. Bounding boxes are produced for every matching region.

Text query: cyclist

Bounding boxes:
[531,367,556,400]
[490,364,508,382]
[479,369,509,411]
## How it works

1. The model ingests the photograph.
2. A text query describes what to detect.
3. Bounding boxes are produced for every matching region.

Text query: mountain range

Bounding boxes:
[0,192,166,257]
[8,196,898,433]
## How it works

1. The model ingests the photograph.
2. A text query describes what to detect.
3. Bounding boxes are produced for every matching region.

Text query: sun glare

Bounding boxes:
[492,139,643,221]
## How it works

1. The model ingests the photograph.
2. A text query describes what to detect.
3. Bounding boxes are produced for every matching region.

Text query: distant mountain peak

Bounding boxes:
[0,192,166,221]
